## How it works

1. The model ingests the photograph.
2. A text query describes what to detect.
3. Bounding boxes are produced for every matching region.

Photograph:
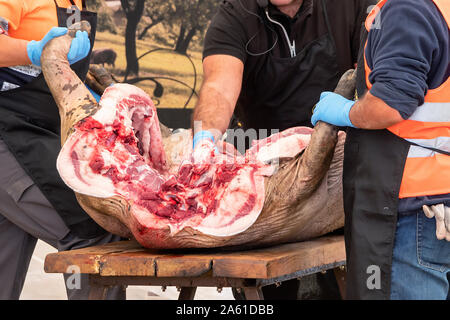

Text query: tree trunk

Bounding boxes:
[138,20,162,40]
[121,0,145,78]
[174,24,186,52]
[174,26,198,54]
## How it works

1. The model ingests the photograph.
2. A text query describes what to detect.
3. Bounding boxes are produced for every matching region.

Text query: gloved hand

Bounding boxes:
[192,139,217,165]
[27,27,68,66]
[192,131,218,164]
[311,92,356,127]
[188,132,219,188]
[193,130,215,149]
[423,204,450,241]
[27,28,91,66]
[67,30,91,65]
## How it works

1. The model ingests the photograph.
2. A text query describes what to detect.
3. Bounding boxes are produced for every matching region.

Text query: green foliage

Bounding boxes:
[85,0,103,10]
[151,31,174,48]
[86,0,118,34]
[97,10,118,34]
[165,0,219,32]
[138,0,220,52]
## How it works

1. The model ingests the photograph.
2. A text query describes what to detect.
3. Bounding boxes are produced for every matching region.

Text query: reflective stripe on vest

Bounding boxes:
[364,0,450,198]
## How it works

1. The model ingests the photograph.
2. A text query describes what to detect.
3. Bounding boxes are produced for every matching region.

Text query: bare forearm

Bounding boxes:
[192,55,243,141]
[349,91,404,129]
[192,82,235,141]
[0,35,31,67]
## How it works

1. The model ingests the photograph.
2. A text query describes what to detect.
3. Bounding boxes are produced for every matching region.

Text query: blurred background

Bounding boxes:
[87,0,220,112]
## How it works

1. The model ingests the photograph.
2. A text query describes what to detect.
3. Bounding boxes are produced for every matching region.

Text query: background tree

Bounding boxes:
[121,0,145,77]
[135,0,219,54]
[169,0,219,54]
[86,0,117,34]
[137,0,175,40]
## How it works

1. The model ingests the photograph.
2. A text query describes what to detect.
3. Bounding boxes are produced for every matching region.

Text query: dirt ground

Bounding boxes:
[21,240,234,300]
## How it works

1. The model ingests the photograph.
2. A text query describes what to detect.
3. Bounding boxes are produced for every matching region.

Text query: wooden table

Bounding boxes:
[44,235,346,300]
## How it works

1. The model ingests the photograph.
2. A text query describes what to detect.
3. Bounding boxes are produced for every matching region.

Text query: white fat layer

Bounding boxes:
[256,134,311,163]
[57,135,116,198]
[59,84,313,239]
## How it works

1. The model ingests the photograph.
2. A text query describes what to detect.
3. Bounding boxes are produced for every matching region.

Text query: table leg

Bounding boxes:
[120,285,128,300]
[333,267,347,300]
[178,287,197,300]
[88,284,108,300]
[88,275,108,300]
[243,287,264,300]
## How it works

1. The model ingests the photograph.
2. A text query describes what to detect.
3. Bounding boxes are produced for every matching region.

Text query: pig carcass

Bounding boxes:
[41,22,353,249]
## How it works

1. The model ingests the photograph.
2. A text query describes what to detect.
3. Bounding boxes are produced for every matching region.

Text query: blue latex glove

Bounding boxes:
[311,92,356,127]
[27,28,91,66]
[193,130,215,149]
[192,130,219,157]
[67,30,91,65]
[27,27,68,66]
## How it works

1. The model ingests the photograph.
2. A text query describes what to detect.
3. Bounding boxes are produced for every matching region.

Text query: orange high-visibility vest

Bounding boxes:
[364,0,450,198]
[0,0,83,41]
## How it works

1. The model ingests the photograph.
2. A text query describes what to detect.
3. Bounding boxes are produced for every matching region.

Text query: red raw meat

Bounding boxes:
[58,84,311,240]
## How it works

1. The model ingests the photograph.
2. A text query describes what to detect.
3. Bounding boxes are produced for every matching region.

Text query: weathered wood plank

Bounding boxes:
[212,236,345,279]
[45,253,101,274]
[99,250,159,276]
[155,255,214,277]
[44,236,345,280]
[44,240,141,274]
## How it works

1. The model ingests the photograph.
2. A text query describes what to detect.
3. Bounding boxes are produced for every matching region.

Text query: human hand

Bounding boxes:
[27,27,68,66]
[192,135,218,165]
[27,28,90,66]
[423,204,450,241]
[311,92,356,127]
[192,130,219,164]
[67,30,91,65]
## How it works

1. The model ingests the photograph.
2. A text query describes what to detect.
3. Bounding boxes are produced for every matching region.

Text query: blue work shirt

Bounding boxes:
[365,0,450,213]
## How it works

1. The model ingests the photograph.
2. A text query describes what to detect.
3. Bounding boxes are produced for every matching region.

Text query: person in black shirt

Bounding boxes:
[192,0,376,299]
[194,0,375,138]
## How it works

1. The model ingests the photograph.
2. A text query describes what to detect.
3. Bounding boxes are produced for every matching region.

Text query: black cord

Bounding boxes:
[123,47,198,109]
[237,0,279,57]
